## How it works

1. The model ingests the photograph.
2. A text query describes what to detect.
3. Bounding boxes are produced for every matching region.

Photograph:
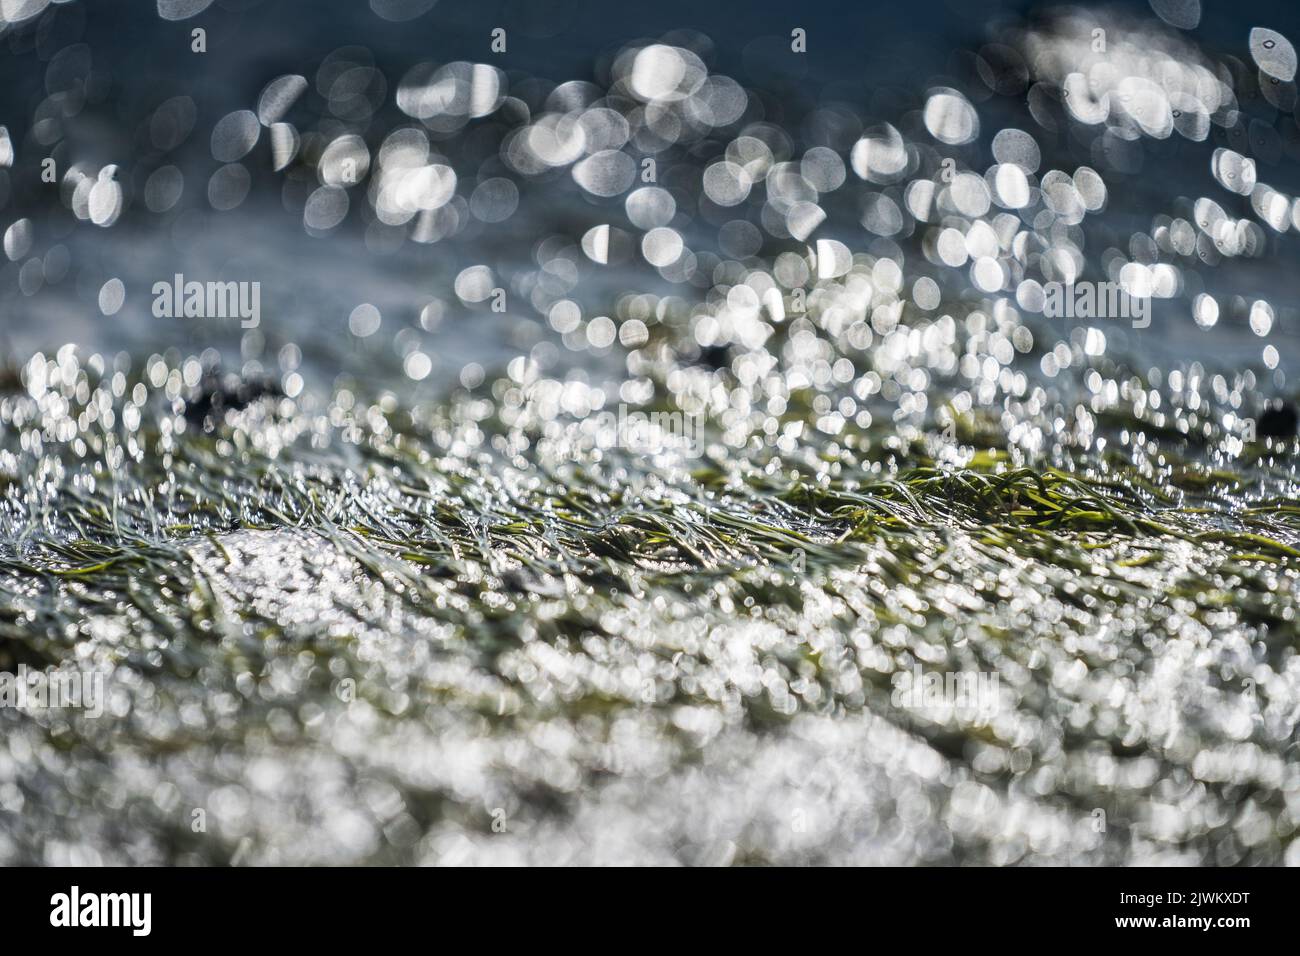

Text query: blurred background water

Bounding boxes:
[1,0,1297,395]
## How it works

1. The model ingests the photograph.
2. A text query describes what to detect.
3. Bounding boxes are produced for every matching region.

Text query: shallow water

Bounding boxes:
[1,0,1299,865]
